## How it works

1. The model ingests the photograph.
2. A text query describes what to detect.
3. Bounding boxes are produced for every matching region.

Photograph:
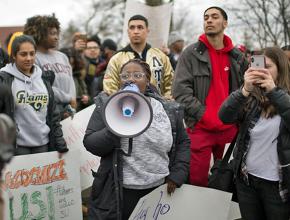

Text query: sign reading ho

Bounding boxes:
[1,149,83,220]
[129,184,241,220]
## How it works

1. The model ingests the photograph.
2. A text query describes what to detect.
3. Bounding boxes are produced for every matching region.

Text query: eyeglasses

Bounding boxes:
[120,72,146,81]
[86,46,99,50]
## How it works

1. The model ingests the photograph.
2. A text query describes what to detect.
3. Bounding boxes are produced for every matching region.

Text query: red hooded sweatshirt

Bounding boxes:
[195,34,236,131]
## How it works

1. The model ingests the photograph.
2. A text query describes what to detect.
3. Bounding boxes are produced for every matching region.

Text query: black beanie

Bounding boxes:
[102,39,117,51]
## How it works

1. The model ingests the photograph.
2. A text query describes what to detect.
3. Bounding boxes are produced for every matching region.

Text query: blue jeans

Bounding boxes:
[236,174,290,220]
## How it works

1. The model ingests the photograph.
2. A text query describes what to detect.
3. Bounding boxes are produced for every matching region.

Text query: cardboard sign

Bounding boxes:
[2,149,83,220]
[61,105,100,190]
[121,0,172,48]
[129,184,241,220]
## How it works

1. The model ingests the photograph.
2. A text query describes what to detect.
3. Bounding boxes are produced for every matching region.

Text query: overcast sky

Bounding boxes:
[1,0,243,44]
[1,0,85,27]
[0,0,224,28]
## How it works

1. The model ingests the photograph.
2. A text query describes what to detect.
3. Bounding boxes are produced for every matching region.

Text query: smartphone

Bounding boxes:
[250,55,265,68]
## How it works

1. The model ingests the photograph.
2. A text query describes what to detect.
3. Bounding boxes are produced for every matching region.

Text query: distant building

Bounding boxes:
[0,26,24,51]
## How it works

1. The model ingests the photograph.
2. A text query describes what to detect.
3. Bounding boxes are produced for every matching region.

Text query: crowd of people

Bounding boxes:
[0,5,290,220]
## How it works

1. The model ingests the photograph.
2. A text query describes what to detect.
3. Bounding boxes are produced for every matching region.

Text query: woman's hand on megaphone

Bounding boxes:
[166,179,177,196]
[104,127,120,142]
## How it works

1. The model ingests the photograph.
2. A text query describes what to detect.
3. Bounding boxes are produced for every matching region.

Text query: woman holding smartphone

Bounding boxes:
[219,47,290,220]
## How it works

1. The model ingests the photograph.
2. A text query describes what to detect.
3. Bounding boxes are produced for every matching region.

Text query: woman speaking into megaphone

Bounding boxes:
[83,59,190,220]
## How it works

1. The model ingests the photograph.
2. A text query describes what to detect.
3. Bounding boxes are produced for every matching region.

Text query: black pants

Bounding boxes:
[122,187,157,220]
[236,174,290,220]
[16,144,49,155]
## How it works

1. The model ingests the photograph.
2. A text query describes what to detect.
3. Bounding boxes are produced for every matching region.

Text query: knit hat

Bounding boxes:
[7,32,23,56]
[168,32,184,46]
[87,34,101,46]
[102,39,117,51]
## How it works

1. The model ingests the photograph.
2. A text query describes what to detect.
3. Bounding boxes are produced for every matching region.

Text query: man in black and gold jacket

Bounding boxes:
[103,14,173,98]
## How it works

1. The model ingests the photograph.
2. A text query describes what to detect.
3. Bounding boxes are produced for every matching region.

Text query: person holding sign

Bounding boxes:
[219,47,290,220]
[84,59,190,220]
[0,35,68,156]
[103,14,173,98]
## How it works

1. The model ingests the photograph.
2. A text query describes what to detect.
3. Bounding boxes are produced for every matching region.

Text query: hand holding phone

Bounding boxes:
[74,33,87,50]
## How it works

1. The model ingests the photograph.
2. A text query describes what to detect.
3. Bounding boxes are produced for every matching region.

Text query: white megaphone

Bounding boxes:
[103,83,153,138]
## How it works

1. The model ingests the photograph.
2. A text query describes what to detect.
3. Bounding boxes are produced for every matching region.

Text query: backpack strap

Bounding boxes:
[41,70,55,85]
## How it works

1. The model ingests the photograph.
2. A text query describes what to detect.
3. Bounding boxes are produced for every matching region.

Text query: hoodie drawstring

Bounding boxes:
[24,76,28,109]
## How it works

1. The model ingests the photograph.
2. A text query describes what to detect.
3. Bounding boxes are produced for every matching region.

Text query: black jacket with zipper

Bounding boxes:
[83,91,190,220]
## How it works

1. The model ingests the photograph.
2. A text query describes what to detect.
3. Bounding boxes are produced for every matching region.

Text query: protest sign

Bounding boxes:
[2,149,82,220]
[227,201,241,220]
[129,184,241,220]
[61,105,100,190]
[121,0,172,48]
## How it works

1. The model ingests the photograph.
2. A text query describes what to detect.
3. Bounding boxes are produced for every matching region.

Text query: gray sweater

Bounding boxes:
[36,50,76,104]
[121,98,173,189]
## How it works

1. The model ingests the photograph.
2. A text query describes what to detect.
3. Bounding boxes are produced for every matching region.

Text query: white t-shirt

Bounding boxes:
[246,115,281,181]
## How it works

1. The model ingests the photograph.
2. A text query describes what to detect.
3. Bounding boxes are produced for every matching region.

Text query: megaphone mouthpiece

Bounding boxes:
[121,96,136,117]
[103,85,153,138]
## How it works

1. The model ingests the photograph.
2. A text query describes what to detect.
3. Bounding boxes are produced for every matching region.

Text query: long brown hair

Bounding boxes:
[249,47,290,118]
[264,47,290,91]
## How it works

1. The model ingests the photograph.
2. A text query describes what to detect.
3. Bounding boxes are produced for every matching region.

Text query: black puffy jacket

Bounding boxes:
[83,92,190,220]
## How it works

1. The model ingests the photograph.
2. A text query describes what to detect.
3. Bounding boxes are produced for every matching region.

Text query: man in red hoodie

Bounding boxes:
[172,6,248,187]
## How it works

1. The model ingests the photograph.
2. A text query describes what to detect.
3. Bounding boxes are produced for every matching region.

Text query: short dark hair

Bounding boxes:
[11,35,36,61]
[102,39,117,51]
[128,14,148,27]
[87,34,101,46]
[204,6,228,21]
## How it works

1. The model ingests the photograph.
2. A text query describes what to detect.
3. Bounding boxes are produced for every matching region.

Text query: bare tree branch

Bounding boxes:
[225,0,290,48]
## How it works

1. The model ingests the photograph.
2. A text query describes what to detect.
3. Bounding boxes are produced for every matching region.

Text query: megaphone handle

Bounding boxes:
[122,138,133,157]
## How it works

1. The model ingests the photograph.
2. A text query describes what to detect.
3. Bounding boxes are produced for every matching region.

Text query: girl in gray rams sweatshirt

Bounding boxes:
[1,63,50,147]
